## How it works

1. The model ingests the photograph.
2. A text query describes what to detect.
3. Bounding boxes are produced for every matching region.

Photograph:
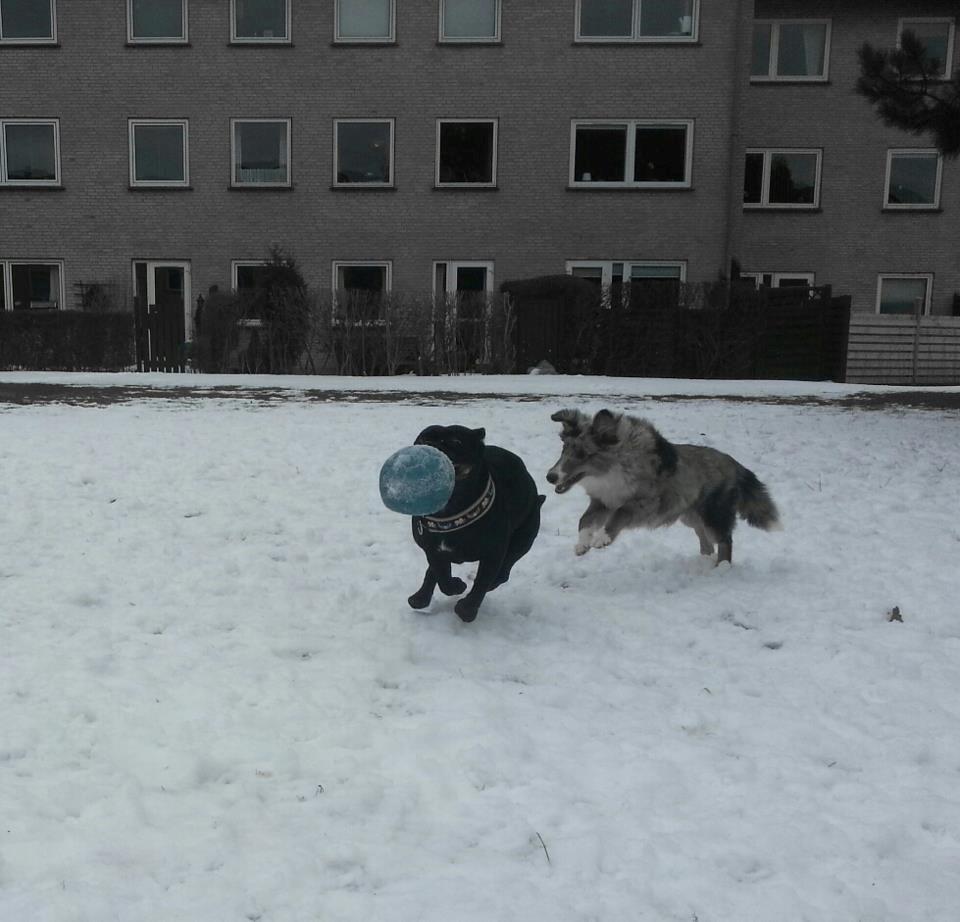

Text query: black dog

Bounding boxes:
[407,425,545,622]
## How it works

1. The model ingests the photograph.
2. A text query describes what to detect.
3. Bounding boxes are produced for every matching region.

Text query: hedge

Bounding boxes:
[0,311,135,371]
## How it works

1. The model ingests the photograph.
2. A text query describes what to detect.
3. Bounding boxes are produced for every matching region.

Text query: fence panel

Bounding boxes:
[846,314,960,385]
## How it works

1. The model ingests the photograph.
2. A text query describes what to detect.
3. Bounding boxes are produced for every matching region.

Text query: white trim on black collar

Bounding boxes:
[418,476,496,534]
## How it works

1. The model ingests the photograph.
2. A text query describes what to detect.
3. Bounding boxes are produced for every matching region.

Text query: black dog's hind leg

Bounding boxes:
[455,550,507,624]
[492,496,544,590]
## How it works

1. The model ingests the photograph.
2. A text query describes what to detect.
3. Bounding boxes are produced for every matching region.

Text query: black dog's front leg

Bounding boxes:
[408,555,467,610]
[454,551,506,623]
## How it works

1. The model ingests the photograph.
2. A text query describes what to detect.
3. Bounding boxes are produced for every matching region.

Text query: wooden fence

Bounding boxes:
[846,313,960,385]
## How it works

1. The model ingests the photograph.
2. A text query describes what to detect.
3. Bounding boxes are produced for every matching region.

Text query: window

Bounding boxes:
[898,18,955,78]
[0,0,55,42]
[231,119,291,187]
[884,150,942,209]
[231,0,289,42]
[336,0,394,42]
[740,272,815,289]
[129,119,189,187]
[128,0,186,42]
[232,261,269,291]
[744,149,821,208]
[567,261,685,287]
[435,261,494,296]
[440,0,499,42]
[0,261,63,310]
[752,20,830,80]
[571,120,693,187]
[1,120,60,185]
[576,0,697,41]
[334,119,394,186]
[436,120,497,186]
[333,261,392,322]
[876,274,932,315]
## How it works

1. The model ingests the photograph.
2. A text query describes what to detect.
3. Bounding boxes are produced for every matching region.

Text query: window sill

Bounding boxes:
[750,77,831,85]
[331,184,396,191]
[229,184,295,191]
[743,205,822,212]
[436,40,502,46]
[882,206,943,213]
[129,185,193,191]
[126,41,191,47]
[0,40,59,47]
[0,184,64,191]
[571,39,700,46]
[228,40,294,47]
[566,185,693,192]
[434,184,498,191]
[330,40,396,47]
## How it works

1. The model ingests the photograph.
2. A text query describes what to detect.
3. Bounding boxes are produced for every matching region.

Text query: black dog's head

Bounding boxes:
[414,425,486,480]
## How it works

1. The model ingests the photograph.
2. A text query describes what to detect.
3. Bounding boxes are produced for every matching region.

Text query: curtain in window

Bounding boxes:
[338,0,390,38]
[131,0,183,39]
[4,123,56,180]
[778,23,825,77]
[442,0,496,38]
[1,0,53,38]
[236,123,287,183]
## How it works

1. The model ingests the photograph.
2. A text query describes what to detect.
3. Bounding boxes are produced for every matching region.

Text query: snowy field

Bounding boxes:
[1,372,959,922]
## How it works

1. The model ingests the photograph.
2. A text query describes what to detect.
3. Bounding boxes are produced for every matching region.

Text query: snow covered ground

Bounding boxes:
[1,372,958,922]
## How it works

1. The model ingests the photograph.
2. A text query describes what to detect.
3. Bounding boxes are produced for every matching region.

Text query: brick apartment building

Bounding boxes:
[1,0,957,344]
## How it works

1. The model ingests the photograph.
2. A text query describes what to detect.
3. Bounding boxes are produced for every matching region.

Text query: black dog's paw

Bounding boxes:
[408,590,433,610]
[438,577,467,596]
[455,598,479,623]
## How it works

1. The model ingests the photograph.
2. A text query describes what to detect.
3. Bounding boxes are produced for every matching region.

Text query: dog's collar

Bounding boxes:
[418,475,496,534]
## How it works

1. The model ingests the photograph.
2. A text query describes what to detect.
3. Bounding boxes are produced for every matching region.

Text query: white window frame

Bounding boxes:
[743,148,822,209]
[128,119,189,187]
[569,119,694,188]
[897,17,956,79]
[0,260,65,310]
[876,274,933,316]
[751,19,831,82]
[230,118,292,188]
[0,0,56,43]
[574,0,699,43]
[230,0,290,43]
[566,260,687,287]
[439,0,501,43]
[0,118,61,186]
[335,0,396,43]
[740,271,815,289]
[333,118,395,188]
[332,260,393,293]
[883,149,942,210]
[436,119,498,188]
[127,0,187,44]
[433,260,495,296]
[231,259,269,291]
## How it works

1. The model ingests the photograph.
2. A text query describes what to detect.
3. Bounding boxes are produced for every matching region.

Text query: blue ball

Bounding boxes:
[379,444,456,516]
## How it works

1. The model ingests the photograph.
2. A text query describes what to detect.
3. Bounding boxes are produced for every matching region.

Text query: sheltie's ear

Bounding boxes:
[550,409,581,437]
[471,428,486,442]
[591,409,621,445]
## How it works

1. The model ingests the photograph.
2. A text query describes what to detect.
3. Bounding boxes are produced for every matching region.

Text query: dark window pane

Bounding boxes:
[769,153,817,204]
[879,278,927,314]
[339,266,386,291]
[235,122,287,183]
[743,152,764,202]
[12,264,59,309]
[442,0,497,38]
[888,154,938,205]
[751,23,771,74]
[132,0,183,38]
[134,124,185,182]
[639,0,693,37]
[634,125,686,182]
[439,122,494,184]
[337,0,391,38]
[237,265,269,290]
[5,123,56,180]
[777,23,826,77]
[235,0,286,38]
[574,126,626,182]
[1,0,53,38]
[579,0,632,37]
[903,21,950,76]
[337,122,391,183]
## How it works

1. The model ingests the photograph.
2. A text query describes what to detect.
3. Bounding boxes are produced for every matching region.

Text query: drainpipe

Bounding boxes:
[723,0,749,308]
